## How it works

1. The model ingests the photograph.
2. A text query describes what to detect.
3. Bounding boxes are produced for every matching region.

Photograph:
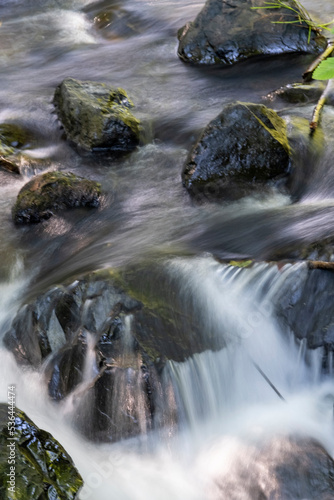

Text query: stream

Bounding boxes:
[1,0,334,498]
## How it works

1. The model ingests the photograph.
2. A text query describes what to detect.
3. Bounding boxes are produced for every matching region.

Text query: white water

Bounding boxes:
[1,256,333,499]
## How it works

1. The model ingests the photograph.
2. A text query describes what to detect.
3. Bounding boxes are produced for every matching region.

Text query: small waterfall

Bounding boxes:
[1,255,334,500]
[163,256,334,453]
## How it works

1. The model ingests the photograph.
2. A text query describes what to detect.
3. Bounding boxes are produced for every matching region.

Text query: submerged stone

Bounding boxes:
[265,81,327,105]
[54,77,140,152]
[182,101,291,200]
[12,171,101,224]
[211,436,334,499]
[177,0,326,66]
[83,1,153,40]
[0,403,83,500]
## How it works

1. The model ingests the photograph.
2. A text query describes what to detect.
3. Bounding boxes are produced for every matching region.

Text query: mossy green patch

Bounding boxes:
[0,404,83,500]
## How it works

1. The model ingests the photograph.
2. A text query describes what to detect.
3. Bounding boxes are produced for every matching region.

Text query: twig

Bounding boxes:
[309,78,334,134]
[251,358,286,401]
[308,260,334,270]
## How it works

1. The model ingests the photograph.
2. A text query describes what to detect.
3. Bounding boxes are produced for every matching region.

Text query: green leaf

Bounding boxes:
[313,58,334,80]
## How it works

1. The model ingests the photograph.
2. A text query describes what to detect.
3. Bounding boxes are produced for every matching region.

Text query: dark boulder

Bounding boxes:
[3,271,174,441]
[12,171,101,224]
[182,101,291,200]
[0,403,83,500]
[3,262,226,442]
[177,0,326,66]
[54,77,140,152]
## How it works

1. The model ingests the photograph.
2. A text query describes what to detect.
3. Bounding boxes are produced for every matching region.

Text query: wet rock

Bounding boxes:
[273,265,334,369]
[3,263,219,442]
[182,102,290,200]
[54,77,140,152]
[3,272,163,442]
[177,0,326,66]
[0,123,36,175]
[3,287,80,367]
[0,403,83,500]
[265,81,327,106]
[211,436,334,500]
[12,171,101,224]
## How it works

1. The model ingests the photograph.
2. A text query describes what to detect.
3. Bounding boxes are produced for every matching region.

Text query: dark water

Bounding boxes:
[0,1,334,499]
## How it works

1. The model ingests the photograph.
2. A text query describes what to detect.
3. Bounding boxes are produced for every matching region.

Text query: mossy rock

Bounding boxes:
[12,171,101,224]
[182,101,291,200]
[0,403,83,499]
[177,0,326,66]
[0,123,34,174]
[54,77,140,152]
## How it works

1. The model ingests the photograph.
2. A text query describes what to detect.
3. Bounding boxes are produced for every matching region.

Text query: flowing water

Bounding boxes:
[1,0,334,498]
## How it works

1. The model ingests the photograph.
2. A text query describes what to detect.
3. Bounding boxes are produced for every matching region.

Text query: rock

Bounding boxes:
[12,171,101,224]
[275,266,334,349]
[210,435,334,500]
[3,263,224,442]
[177,0,326,66]
[0,123,35,175]
[0,403,83,500]
[182,102,291,200]
[265,81,327,106]
[54,77,140,152]
[3,271,171,441]
[273,265,334,371]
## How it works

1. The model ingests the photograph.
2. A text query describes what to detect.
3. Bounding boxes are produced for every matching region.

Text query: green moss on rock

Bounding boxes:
[12,171,101,224]
[54,78,140,152]
[0,404,83,499]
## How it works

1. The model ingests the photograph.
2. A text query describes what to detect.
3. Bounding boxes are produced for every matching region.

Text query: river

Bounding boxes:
[0,0,334,498]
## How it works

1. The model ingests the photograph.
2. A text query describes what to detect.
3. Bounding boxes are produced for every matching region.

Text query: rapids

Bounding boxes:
[0,0,334,499]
